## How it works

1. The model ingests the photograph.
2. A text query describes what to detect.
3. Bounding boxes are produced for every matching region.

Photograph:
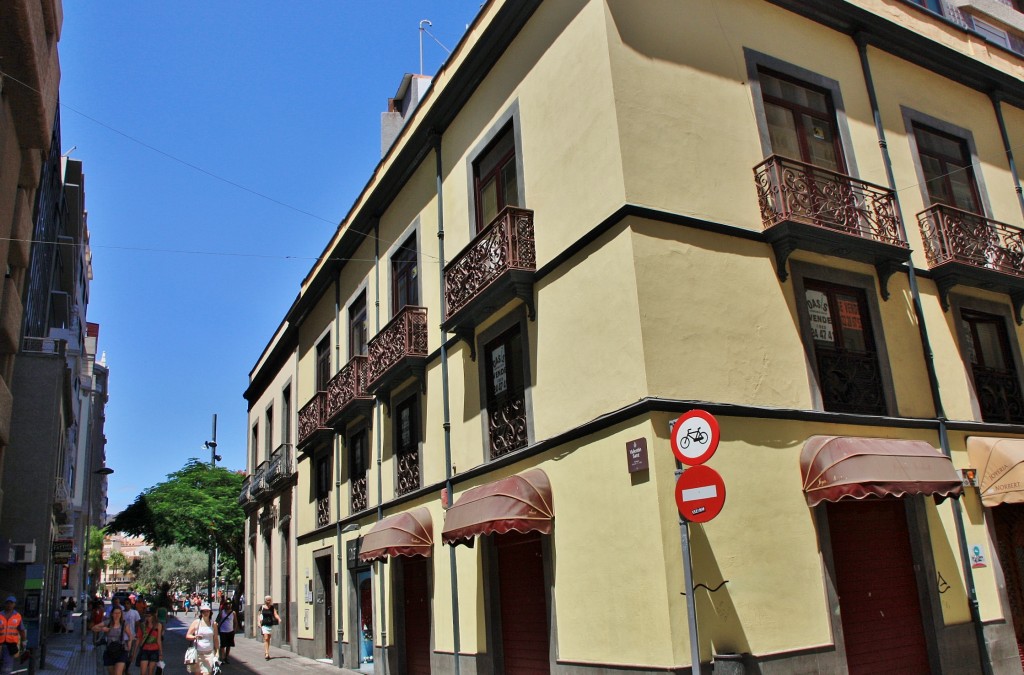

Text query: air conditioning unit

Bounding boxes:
[9,542,36,563]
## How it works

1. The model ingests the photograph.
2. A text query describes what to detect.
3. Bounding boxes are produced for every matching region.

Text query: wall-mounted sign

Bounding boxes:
[626,438,649,473]
[670,410,720,466]
[675,465,726,523]
[971,544,987,568]
[51,539,73,565]
[346,538,362,570]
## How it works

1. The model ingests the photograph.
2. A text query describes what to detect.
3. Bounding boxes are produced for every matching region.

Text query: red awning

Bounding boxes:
[800,435,962,507]
[441,468,553,546]
[358,507,433,563]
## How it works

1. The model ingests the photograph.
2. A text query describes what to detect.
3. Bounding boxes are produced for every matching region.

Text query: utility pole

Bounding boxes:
[204,414,220,604]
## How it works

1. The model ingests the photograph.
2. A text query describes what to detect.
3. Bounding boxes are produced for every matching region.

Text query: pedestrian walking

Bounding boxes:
[259,596,280,661]
[123,595,141,673]
[216,601,235,664]
[155,583,172,626]
[0,596,26,675]
[89,599,105,645]
[93,606,133,675]
[185,603,219,674]
[135,611,163,675]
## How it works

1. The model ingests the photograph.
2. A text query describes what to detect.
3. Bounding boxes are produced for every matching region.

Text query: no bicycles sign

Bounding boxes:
[670,409,720,466]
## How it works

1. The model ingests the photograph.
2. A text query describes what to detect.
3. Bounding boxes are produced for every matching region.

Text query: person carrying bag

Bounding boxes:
[184,603,219,674]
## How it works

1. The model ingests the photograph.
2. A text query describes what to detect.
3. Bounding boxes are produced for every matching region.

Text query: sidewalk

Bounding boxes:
[10,613,101,675]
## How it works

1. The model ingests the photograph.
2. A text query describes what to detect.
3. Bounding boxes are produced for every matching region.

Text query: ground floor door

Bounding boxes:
[314,555,332,660]
[401,556,431,675]
[495,531,550,674]
[356,569,374,671]
[993,503,1024,668]
[827,499,931,675]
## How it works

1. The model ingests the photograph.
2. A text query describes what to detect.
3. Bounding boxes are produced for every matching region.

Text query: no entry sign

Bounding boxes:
[675,465,726,523]
[670,409,720,466]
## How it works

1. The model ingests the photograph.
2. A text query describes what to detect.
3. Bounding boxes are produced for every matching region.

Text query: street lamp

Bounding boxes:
[80,466,113,650]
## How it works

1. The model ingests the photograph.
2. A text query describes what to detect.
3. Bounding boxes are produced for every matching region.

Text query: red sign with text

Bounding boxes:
[675,465,726,523]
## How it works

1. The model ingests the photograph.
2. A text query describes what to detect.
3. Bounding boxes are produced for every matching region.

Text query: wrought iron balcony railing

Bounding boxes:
[351,475,368,513]
[238,475,253,507]
[325,355,374,428]
[365,306,428,400]
[297,391,330,451]
[265,444,293,489]
[973,365,1024,425]
[316,494,330,529]
[489,392,529,459]
[443,207,536,342]
[250,461,269,499]
[917,205,1024,319]
[815,348,886,416]
[52,477,71,522]
[396,450,420,496]
[754,155,909,293]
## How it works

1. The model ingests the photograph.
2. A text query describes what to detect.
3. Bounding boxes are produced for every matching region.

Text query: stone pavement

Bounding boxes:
[7,612,361,675]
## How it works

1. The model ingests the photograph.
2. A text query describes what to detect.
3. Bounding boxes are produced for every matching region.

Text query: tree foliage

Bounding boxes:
[107,551,128,577]
[106,459,245,575]
[134,544,208,593]
[87,526,106,577]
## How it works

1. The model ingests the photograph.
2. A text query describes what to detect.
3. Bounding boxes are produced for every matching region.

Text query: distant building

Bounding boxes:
[100,533,151,595]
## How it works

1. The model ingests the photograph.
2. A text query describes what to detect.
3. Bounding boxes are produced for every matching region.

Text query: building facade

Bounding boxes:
[244,1,1024,672]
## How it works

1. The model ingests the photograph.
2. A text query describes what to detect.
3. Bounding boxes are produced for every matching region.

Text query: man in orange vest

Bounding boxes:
[0,595,25,675]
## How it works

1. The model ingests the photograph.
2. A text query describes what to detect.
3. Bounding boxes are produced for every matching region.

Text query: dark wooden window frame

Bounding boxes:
[790,261,898,416]
[475,308,533,461]
[347,425,370,513]
[281,383,292,447]
[466,101,526,237]
[348,290,369,360]
[473,124,519,233]
[251,423,259,473]
[757,67,847,172]
[315,334,332,392]
[391,234,420,316]
[265,404,275,461]
[392,390,422,496]
[950,294,1024,424]
[911,122,983,213]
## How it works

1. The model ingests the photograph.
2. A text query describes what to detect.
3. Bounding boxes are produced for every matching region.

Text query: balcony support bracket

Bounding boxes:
[874,259,905,301]
[770,240,796,283]
[453,325,476,361]
[1013,291,1024,326]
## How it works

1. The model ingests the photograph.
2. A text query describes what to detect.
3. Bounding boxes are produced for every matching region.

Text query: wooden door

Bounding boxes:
[827,499,931,674]
[402,556,431,675]
[496,531,549,674]
[993,504,1024,668]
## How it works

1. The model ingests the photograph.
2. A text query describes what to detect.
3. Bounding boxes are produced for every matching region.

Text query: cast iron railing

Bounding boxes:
[973,366,1024,425]
[489,392,529,459]
[396,450,420,496]
[250,461,269,499]
[298,391,327,447]
[815,348,886,416]
[366,306,428,390]
[754,155,904,246]
[315,494,330,528]
[265,444,293,488]
[238,475,252,507]
[351,475,368,513]
[444,206,536,320]
[326,355,372,422]
[917,204,1024,275]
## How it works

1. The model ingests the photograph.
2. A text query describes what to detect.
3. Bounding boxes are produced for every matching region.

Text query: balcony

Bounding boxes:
[754,155,909,296]
[52,477,70,524]
[351,475,368,513]
[297,391,332,452]
[443,206,536,356]
[396,450,420,497]
[250,461,269,500]
[238,476,253,508]
[325,355,374,430]
[366,306,428,404]
[316,494,330,529]
[917,205,1024,322]
[265,444,294,490]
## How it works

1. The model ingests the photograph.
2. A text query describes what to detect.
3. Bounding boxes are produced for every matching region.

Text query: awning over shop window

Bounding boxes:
[441,468,553,546]
[966,436,1024,507]
[358,507,433,563]
[800,435,963,507]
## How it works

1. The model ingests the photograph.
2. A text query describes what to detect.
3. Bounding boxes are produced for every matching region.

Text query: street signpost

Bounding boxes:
[670,410,725,675]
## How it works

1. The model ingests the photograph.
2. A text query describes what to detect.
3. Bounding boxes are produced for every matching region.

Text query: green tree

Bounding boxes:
[108,550,128,583]
[86,526,107,593]
[134,544,208,593]
[106,459,245,576]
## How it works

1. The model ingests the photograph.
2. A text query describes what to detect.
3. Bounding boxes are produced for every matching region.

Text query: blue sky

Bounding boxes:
[58,2,482,513]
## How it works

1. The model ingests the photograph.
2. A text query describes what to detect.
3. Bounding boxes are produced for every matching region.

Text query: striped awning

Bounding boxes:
[966,436,1024,507]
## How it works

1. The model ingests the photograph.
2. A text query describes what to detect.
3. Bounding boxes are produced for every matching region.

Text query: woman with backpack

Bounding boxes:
[93,605,133,675]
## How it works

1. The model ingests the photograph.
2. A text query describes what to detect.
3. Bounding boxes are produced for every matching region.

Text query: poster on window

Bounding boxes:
[491,344,507,395]
[806,290,834,343]
[838,299,862,331]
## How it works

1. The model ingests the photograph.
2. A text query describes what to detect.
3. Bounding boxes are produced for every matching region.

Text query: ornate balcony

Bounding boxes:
[265,444,294,489]
[52,477,70,524]
[917,205,1024,322]
[396,450,420,496]
[325,355,374,430]
[351,475,368,513]
[754,155,909,296]
[316,495,330,529]
[489,392,529,459]
[973,365,1024,424]
[297,391,331,452]
[238,475,253,508]
[443,206,536,356]
[250,461,269,500]
[366,306,428,404]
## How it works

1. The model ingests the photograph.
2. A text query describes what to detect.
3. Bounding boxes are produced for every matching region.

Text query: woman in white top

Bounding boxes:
[185,603,220,674]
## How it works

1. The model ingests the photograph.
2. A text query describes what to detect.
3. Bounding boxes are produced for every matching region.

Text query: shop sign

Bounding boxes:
[970,544,987,568]
[346,538,362,570]
[626,438,648,473]
[51,539,73,565]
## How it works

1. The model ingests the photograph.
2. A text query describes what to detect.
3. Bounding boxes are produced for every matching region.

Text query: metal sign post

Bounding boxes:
[677,469,701,674]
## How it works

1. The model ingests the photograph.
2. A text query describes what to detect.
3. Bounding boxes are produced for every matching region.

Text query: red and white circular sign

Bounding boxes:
[670,410,720,466]
[675,465,726,523]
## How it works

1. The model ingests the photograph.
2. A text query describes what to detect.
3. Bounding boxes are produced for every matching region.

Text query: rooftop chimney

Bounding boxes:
[381,73,432,157]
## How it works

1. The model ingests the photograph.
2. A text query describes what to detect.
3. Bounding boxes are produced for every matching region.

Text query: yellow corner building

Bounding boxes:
[242,1,1024,672]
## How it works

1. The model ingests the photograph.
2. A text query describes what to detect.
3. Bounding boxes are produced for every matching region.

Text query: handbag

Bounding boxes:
[105,639,125,659]
[184,644,198,665]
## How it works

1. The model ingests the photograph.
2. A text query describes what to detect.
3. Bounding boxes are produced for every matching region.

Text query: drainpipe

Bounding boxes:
[856,35,991,675]
[332,274,346,665]
[373,221,388,673]
[991,93,1024,221]
[432,131,462,675]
